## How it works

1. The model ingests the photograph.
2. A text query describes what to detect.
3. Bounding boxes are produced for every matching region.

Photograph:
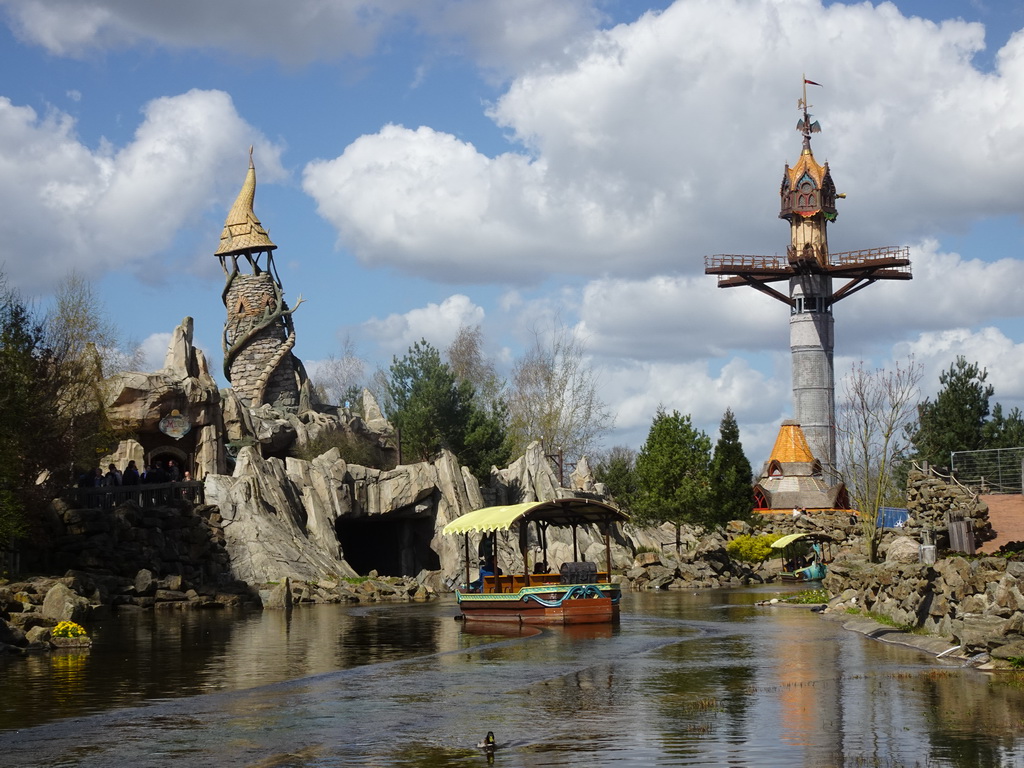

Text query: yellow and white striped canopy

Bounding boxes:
[442,498,627,535]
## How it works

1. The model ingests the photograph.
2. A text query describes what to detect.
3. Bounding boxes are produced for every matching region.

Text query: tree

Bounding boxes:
[312,335,365,410]
[48,271,140,378]
[632,408,713,548]
[507,320,614,466]
[709,409,753,524]
[983,403,1024,450]
[593,445,637,508]
[909,356,993,468]
[385,339,509,480]
[0,271,127,546]
[837,359,922,561]
[0,279,47,544]
[446,325,504,407]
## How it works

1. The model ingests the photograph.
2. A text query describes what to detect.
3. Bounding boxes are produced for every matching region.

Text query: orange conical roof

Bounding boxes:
[768,421,817,464]
[215,148,276,256]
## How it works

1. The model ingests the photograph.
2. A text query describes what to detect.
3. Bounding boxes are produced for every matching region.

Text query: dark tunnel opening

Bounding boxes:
[335,515,440,577]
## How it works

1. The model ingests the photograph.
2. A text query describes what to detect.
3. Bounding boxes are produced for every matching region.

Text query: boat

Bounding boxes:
[770,532,834,581]
[442,498,628,625]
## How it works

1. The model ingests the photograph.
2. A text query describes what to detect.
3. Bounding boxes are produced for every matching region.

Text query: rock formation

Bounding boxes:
[102,317,226,478]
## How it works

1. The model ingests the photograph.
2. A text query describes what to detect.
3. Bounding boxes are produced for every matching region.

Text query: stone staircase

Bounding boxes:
[979,494,1024,553]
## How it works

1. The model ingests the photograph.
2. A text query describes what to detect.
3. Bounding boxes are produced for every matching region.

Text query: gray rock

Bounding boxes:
[134,569,156,596]
[25,625,51,644]
[0,618,27,647]
[990,639,1024,660]
[261,578,293,610]
[885,536,920,564]
[41,583,90,624]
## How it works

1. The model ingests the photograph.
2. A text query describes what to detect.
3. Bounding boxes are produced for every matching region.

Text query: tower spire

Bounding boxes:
[797,76,823,154]
[215,146,277,257]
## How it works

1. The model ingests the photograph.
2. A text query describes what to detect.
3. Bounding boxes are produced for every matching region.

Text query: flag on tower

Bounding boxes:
[804,78,822,86]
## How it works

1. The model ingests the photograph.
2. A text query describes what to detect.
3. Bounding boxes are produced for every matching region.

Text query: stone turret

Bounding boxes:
[216,148,310,410]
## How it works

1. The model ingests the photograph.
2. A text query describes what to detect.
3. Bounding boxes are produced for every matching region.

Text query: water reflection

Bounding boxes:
[1,589,1023,767]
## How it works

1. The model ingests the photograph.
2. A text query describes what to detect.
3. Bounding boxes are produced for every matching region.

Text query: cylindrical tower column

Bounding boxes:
[790,273,835,479]
[224,273,299,409]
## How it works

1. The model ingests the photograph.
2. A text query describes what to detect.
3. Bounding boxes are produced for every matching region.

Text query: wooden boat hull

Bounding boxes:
[456,584,620,625]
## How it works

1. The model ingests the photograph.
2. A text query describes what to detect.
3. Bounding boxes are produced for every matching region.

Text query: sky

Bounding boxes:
[2,0,1024,468]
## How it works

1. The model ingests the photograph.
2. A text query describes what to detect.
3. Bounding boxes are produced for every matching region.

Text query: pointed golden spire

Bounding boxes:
[215,146,277,256]
[768,421,817,464]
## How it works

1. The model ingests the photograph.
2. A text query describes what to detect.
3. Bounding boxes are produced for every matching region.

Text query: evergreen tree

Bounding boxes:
[0,282,45,544]
[709,409,753,523]
[385,339,509,481]
[593,445,637,509]
[633,408,713,540]
[983,404,1024,450]
[0,272,123,545]
[909,357,993,468]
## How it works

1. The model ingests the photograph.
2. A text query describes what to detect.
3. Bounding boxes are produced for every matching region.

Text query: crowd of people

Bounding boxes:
[77,459,193,488]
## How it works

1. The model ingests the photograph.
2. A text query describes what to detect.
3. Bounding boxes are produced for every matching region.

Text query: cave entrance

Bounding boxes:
[335,515,440,577]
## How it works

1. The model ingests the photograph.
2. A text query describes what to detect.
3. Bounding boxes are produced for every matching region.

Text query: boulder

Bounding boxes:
[261,578,293,610]
[886,536,921,564]
[0,618,26,647]
[634,551,661,568]
[134,569,156,596]
[41,583,90,624]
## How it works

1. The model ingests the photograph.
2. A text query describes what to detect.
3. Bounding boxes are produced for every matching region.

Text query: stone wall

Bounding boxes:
[753,510,862,545]
[46,497,233,586]
[824,556,1024,660]
[904,467,994,547]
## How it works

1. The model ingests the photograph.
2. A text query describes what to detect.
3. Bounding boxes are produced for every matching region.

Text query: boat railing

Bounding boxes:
[482,569,610,594]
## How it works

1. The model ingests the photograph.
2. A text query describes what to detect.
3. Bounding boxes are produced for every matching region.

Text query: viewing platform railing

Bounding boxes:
[63,481,205,511]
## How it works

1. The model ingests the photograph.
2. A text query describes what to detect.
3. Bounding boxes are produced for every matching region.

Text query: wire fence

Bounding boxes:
[950,447,1024,494]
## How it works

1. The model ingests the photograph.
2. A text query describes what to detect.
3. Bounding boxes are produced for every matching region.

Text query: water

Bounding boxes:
[2,587,1023,767]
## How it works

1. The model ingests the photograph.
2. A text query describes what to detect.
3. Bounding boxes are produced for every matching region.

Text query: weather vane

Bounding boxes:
[797,75,822,144]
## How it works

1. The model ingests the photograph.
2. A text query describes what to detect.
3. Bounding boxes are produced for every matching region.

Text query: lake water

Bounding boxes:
[2,587,1023,767]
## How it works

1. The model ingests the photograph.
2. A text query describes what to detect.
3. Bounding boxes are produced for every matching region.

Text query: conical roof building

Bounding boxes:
[752,421,849,511]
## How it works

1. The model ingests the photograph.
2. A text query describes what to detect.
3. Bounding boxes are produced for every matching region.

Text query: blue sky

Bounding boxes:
[2,0,1023,466]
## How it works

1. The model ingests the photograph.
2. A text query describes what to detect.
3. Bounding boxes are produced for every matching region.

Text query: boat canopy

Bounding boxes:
[770,532,834,549]
[442,498,627,535]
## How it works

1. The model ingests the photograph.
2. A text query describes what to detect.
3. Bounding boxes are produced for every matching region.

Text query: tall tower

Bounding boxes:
[216,149,308,409]
[705,82,911,480]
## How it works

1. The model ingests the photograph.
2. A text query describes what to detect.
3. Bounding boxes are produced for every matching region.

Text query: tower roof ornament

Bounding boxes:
[796,76,823,155]
[215,146,277,257]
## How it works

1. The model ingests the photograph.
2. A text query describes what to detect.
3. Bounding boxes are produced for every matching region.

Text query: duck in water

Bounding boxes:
[477,731,496,753]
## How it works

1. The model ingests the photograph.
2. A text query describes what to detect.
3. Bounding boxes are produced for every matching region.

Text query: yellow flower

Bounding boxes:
[52,621,87,639]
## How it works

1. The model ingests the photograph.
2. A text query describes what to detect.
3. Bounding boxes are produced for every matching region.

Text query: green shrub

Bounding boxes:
[726,533,783,563]
[784,588,829,604]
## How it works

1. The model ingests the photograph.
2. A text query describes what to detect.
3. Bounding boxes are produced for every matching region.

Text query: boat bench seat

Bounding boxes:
[560,561,598,584]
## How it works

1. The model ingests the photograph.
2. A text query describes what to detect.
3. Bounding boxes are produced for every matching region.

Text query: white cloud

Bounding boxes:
[0,0,601,73]
[598,354,790,463]
[578,274,785,361]
[138,332,172,372]
[894,327,1024,404]
[1,0,387,63]
[413,0,603,77]
[833,240,1024,353]
[0,89,284,292]
[303,1,1024,287]
[360,294,485,358]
